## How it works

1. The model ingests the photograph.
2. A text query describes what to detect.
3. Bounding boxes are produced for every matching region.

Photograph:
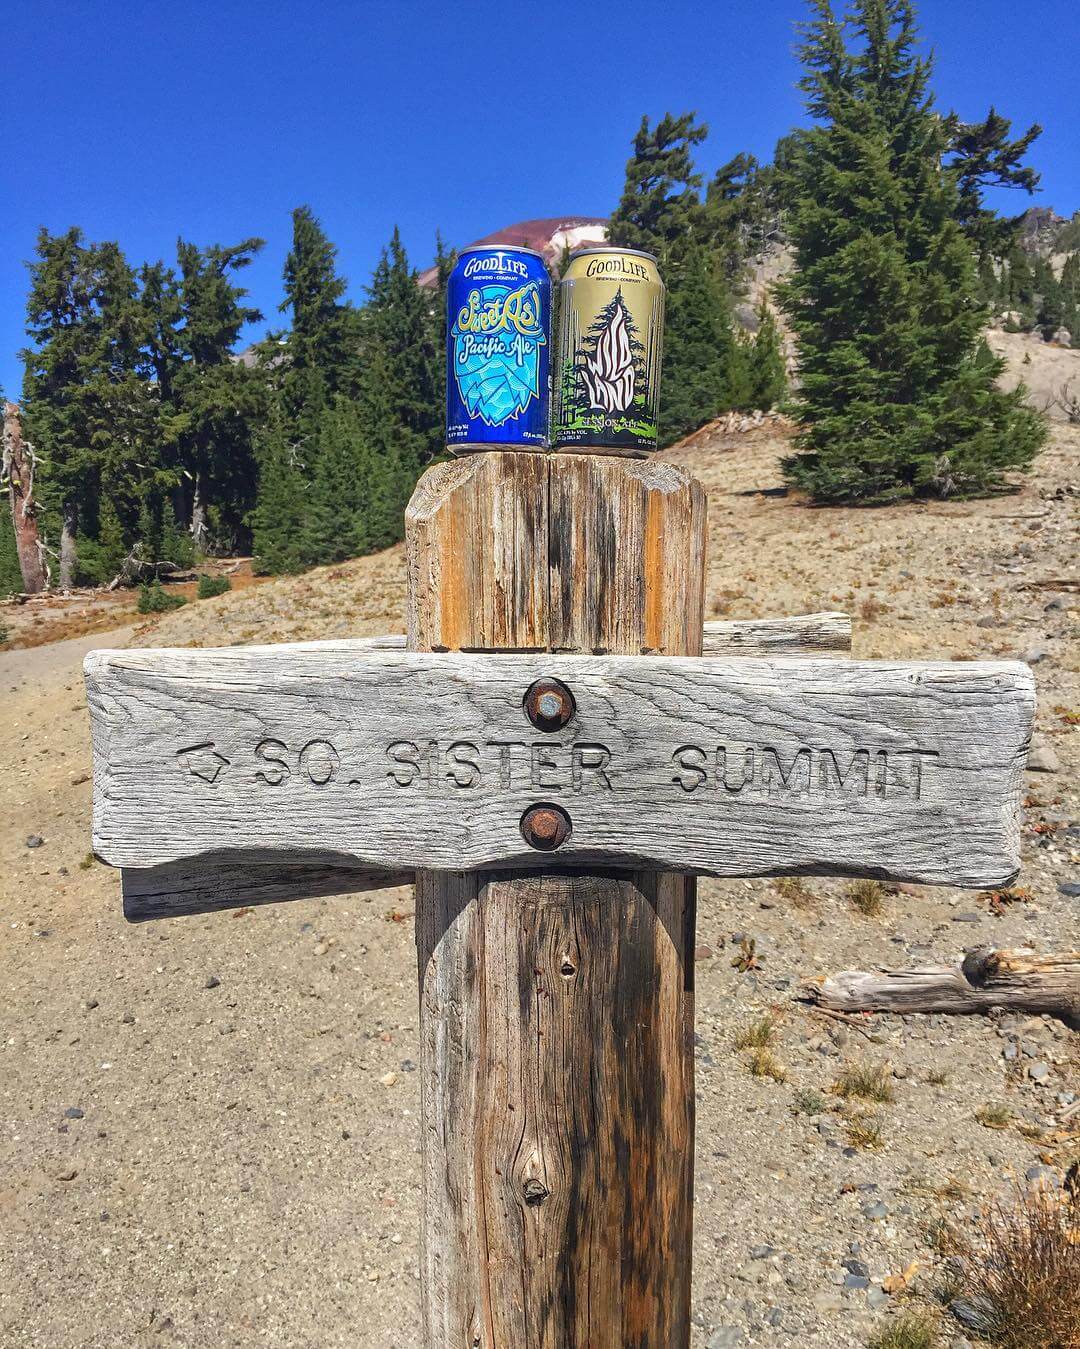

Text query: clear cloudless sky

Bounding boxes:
[3,0,1078,395]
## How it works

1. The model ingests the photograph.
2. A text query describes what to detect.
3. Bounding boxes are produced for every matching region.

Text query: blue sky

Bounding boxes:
[3,0,1077,395]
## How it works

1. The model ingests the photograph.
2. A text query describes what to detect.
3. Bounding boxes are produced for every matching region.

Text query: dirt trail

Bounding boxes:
[0,424,1077,1349]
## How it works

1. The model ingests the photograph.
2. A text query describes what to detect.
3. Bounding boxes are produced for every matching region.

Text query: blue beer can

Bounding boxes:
[446,246,550,450]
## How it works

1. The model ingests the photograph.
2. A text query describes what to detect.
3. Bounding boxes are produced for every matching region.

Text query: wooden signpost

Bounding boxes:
[86,448,1035,1348]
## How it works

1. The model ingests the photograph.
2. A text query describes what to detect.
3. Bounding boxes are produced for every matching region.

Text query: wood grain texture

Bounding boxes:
[702,611,850,654]
[121,860,410,922]
[86,647,1034,887]
[415,869,694,1348]
[806,949,1080,1030]
[408,450,702,1348]
[406,453,706,656]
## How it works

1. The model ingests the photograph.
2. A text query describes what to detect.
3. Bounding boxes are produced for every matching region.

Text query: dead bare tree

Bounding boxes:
[2,402,48,593]
[1050,380,1080,425]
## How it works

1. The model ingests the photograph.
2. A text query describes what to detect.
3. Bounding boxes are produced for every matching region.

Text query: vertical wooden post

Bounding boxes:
[406,451,706,1348]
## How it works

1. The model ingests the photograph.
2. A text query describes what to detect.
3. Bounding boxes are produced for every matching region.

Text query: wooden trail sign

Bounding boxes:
[84,448,1038,1349]
[87,646,1033,888]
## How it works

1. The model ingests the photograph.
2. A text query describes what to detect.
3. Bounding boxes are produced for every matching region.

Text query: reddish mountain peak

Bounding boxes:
[418,216,608,286]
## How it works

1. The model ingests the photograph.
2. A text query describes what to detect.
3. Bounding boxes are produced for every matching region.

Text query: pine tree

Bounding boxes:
[173,237,266,549]
[945,108,1042,261]
[357,228,439,519]
[658,243,740,443]
[778,0,1045,503]
[252,404,310,574]
[21,229,160,584]
[610,113,748,444]
[740,300,787,411]
[279,205,362,427]
[609,113,707,264]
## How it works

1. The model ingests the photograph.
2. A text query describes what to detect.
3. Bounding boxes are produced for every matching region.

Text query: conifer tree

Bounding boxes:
[279,206,362,422]
[658,242,741,443]
[252,404,310,574]
[740,300,787,411]
[358,228,439,500]
[778,0,1045,503]
[173,237,266,549]
[610,114,750,445]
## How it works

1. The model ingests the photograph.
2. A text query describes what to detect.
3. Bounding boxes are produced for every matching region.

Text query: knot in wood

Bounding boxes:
[522,1178,549,1207]
[523,677,576,732]
[520,804,572,852]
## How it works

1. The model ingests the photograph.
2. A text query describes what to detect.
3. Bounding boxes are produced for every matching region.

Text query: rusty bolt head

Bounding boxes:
[523,677,575,732]
[520,803,572,852]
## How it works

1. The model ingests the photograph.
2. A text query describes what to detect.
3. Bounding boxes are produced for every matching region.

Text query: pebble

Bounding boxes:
[707,1329,747,1349]
[1021,648,1048,664]
[842,1259,869,1278]
[1057,881,1080,897]
[313,941,330,956]
[1027,1062,1051,1083]
[25,835,44,848]
[121,1012,135,1025]
[380,1072,398,1087]
[952,912,981,923]
[863,1202,888,1220]
[63,1107,84,1120]
[53,1167,78,1182]
[764,1307,783,1327]
[1026,744,1060,773]
[866,1286,890,1309]
[204,976,220,990]
[1002,1041,1019,1061]
[83,999,99,1011]
[1025,1164,1058,1187]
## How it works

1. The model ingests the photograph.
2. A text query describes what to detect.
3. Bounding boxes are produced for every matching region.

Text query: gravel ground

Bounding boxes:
[1,421,1076,1348]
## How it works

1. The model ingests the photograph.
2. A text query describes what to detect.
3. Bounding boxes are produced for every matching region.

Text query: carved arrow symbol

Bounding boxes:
[178,742,231,785]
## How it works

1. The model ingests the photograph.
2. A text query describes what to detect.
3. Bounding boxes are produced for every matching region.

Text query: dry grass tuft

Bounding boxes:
[774,876,817,908]
[746,1046,787,1083]
[975,1103,1012,1131]
[867,1313,941,1349]
[946,1188,1080,1349]
[733,1016,778,1051]
[844,1113,884,1150]
[833,1062,896,1103]
[847,878,885,917]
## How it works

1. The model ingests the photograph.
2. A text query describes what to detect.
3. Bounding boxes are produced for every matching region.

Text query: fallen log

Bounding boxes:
[804,948,1080,1030]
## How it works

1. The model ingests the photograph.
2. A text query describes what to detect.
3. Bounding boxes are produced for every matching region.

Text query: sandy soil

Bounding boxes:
[0,422,1077,1349]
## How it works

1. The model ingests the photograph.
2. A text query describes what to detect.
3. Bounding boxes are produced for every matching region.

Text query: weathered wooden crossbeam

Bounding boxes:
[87,645,1033,890]
[113,611,853,920]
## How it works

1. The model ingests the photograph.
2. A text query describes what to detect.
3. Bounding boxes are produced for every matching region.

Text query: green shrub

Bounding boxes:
[196,573,231,600]
[137,579,187,614]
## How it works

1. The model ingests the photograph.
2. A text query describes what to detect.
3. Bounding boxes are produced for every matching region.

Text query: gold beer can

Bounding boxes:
[553,247,665,455]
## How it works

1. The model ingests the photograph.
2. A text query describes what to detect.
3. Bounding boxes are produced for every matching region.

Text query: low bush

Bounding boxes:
[137,579,187,614]
[196,573,232,600]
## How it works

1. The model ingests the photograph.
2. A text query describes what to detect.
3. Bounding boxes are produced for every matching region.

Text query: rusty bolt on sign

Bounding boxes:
[520,803,573,851]
[523,677,576,732]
